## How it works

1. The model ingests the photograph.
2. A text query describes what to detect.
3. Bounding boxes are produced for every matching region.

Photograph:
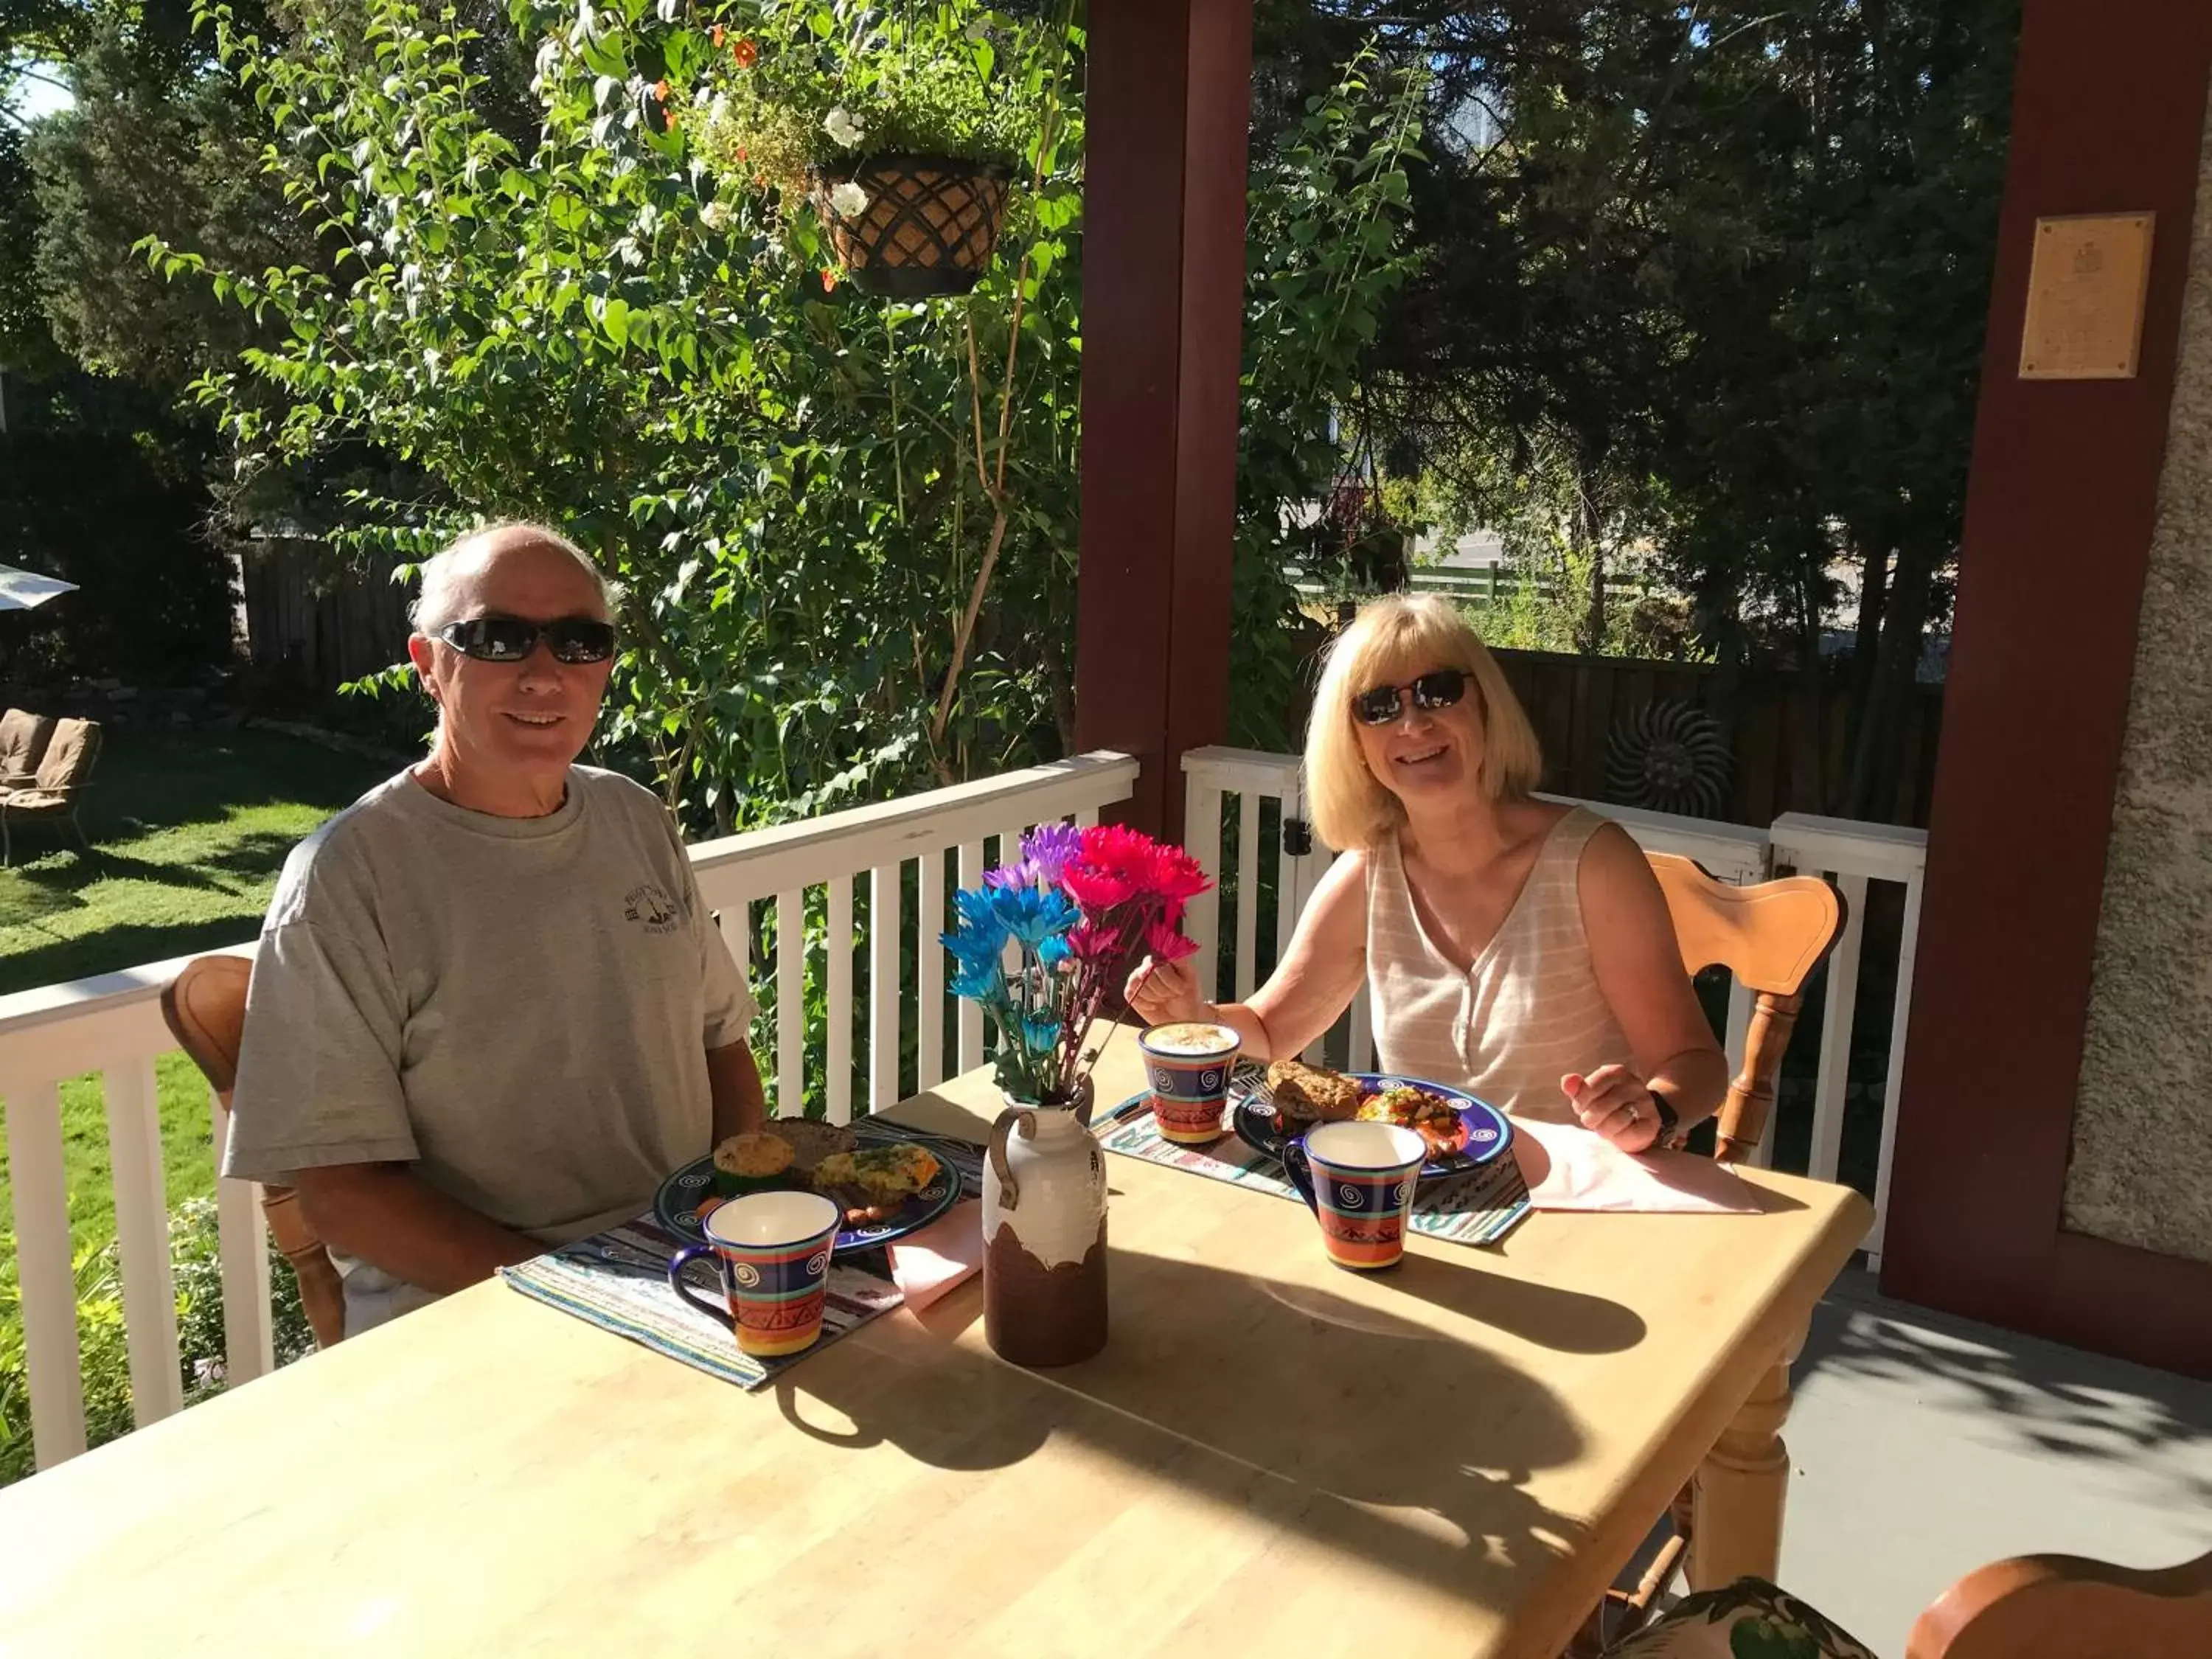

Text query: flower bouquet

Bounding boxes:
[941,823,1212,1107]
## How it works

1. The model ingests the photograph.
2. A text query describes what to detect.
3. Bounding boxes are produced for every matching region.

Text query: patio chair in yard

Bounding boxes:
[0,706,54,787]
[0,714,101,866]
[1600,1545,2212,1657]
[160,953,349,1351]
[1579,852,1848,1652]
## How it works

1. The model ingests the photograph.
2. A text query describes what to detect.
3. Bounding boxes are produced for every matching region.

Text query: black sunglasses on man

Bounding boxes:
[436,614,618,665]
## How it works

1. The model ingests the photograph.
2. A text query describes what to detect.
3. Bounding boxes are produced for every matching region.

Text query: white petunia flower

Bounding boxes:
[829,181,870,218]
[700,201,731,231]
[823,106,866,148]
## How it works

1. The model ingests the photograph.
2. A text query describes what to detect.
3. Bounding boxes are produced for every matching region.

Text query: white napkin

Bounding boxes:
[1512,1116,1762,1214]
[885,1198,984,1310]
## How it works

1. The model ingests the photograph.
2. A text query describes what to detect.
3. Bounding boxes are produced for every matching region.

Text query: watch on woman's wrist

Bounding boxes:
[1648,1092,1682,1146]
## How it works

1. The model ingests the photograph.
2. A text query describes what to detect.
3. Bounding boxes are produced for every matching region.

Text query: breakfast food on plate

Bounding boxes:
[762,1116,858,1177]
[1264,1059,1364,1131]
[811,1143,944,1225]
[1143,1020,1240,1057]
[712,1131,794,1197]
[1357,1084,1470,1158]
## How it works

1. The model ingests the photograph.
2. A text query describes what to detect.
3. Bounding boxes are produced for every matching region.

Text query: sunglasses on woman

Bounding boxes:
[1352,668,1469,726]
[436,614,618,665]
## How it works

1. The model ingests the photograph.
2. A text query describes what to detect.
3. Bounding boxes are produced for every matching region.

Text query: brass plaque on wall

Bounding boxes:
[2019,212,2154,380]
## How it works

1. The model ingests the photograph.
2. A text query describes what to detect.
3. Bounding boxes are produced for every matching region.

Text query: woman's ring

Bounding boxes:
[1624,1105,1640,1124]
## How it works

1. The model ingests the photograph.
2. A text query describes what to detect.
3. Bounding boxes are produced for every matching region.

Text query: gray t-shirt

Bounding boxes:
[224,765,757,1335]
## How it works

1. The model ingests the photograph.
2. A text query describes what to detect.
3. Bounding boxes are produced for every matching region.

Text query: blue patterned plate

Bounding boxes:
[653,1155,961,1256]
[1232,1071,1512,1178]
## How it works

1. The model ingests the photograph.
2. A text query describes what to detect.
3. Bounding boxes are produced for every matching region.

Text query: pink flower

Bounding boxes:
[1144,917,1199,964]
[1065,922,1123,962]
[1060,865,1135,912]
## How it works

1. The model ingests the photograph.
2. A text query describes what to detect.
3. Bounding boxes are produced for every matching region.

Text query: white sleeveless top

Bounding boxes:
[1364,807,1633,1124]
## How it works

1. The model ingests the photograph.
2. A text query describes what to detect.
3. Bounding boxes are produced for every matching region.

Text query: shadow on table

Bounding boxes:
[775,1246,1607,1619]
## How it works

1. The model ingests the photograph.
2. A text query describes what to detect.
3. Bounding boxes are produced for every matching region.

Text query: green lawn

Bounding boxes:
[0,729,389,1254]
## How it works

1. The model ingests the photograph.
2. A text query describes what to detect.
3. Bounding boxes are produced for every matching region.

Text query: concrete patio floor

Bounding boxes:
[1773,1265,2212,1655]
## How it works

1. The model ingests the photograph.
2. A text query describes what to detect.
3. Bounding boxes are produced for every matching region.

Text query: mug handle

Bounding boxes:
[1281,1140,1320,1214]
[666,1244,732,1328]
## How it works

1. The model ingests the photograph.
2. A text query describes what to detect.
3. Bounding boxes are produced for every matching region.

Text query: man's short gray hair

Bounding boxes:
[409,521,616,635]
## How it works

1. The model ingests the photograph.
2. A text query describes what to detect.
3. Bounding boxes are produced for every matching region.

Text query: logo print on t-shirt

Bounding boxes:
[624,882,681,934]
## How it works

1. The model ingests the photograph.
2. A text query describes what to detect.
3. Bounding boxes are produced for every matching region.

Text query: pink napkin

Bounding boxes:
[1511,1117,1762,1214]
[886,1198,984,1310]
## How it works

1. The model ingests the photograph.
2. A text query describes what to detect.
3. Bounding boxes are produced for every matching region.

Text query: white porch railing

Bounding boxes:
[0,742,1921,1479]
[0,751,1138,1475]
[1180,746,1927,1264]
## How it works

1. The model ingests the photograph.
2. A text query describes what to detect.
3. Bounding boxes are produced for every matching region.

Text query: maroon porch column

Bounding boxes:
[1881,0,2212,1377]
[1074,0,1254,842]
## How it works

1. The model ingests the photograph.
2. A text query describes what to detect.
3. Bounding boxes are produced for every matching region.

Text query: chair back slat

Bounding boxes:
[160,956,348,1349]
[1646,853,1846,1162]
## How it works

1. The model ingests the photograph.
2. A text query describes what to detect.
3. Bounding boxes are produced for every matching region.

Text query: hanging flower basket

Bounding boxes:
[813,153,1015,299]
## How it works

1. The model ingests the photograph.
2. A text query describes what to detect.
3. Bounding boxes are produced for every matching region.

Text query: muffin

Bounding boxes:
[712,1131,795,1197]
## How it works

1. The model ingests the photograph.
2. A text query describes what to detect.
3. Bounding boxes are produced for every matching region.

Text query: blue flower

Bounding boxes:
[950,958,1003,1001]
[941,919,1006,975]
[989,882,1079,948]
[1037,933,1073,969]
[1020,1012,1061,1055]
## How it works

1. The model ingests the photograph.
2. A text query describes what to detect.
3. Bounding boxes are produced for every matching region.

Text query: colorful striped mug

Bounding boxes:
[1138,1020,1242,1144]
[667,1190,840,1357]
[1281,1120,1427,1270]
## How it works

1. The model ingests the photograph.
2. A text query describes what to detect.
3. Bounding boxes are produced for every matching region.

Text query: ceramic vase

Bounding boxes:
[981,1079,1107,1367]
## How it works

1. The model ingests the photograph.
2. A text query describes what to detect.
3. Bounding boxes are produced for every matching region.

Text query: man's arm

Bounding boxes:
[292,1164,538,1293]
[709,1039,768,1141]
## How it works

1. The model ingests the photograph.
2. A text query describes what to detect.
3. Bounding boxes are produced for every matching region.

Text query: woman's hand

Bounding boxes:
[1562,1065,1662,1153]
[1124,955,1210,1028]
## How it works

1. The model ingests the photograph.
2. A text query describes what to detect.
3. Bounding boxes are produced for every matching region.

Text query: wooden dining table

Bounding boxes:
[0,1040,1868,1658]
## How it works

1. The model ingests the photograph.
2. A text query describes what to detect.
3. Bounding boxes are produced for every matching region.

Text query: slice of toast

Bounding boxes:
[1264,1059,1364,1124]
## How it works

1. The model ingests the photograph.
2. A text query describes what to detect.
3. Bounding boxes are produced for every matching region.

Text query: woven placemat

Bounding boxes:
[1092,1074,1531,1248]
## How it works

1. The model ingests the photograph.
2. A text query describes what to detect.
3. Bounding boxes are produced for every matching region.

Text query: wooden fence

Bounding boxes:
[1493,647,1944,830]
[240,542,414,692]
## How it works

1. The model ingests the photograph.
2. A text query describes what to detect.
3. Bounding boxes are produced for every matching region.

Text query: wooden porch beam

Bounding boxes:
[1074,0,1254,842]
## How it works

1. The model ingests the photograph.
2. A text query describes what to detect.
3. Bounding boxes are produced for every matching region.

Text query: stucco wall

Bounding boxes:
[2066,84,2212,1264]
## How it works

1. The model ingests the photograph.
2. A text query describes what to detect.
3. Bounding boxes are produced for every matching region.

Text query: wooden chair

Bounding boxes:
[1582,854,1846,1652]
[1596,1548,2212,1656]
[0,715,102,866]
[1908,1548,2212,1659]
[0,707,54,788]
[159,954,348,1351]
[1646,852,1846,1163]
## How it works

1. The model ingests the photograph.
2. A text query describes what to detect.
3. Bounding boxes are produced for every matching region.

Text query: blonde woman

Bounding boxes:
[1127,594,1725,1150]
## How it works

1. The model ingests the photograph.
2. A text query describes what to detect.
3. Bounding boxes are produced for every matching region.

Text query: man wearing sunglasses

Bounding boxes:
[224,522,767,1338]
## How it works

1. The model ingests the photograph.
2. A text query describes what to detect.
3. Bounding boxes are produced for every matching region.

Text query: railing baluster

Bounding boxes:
[208,1087,273,1387]
[1184,782,1223,1005]
[1867,872,1925,1268]
[827,875,855,1125]
[104,1060,183,1426]
[5,1077,86,1468]
[775,889,804,1118]
[956,841,984,1072]
[917,849,945,1091]
[1076,805,1100,828]
[1807,872,1869,1184]
[1234,790,1261,1004]
[869,863,901,1117]
[1273,802,1298,985]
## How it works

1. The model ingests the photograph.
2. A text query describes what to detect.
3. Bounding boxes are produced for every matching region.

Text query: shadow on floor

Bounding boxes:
[1802,1267,2212,1494]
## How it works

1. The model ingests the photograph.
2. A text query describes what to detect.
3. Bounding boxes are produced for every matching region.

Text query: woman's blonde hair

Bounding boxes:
[1305,594,1543,851]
